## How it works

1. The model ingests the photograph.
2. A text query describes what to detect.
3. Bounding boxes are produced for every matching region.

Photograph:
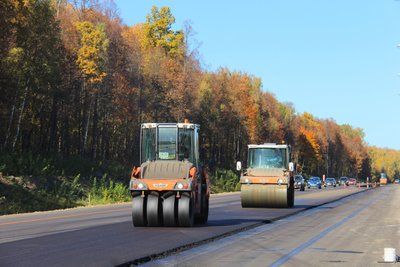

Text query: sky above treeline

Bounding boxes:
[114,0,400,150]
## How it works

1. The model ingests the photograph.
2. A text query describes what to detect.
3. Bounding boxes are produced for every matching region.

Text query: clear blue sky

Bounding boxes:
[114,0,400,149]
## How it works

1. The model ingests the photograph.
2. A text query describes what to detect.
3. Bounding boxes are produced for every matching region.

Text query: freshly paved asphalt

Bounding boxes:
[0,186,368,267]
[149,185,398,267]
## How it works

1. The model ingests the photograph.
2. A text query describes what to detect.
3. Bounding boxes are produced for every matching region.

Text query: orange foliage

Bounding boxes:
[299,127,321,161]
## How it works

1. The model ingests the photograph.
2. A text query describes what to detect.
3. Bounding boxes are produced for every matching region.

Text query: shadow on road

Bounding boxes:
[292,204,314,209]
[200,218,269,227]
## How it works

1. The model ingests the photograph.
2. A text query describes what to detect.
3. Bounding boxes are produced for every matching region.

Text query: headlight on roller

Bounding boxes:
[174,182,190,190]
[277,178,287,184]
[130,180,148,190]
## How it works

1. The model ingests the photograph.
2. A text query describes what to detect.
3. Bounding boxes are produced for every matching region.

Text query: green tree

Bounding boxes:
[143,6,184,57]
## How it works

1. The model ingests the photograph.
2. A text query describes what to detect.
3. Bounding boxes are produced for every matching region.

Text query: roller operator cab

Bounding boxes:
[237,143,295,208]
[129,123,210,227]
[380,173,387,185]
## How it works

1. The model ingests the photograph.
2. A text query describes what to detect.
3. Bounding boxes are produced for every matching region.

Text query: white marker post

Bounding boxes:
[383,248,397,262]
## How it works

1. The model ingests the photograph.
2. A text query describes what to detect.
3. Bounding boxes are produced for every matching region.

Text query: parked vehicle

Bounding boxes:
[395,179,400,184]
[348,178,357,186]
[294,175,306,191]
[308,176,322,189]
[325,177,337,187]
[339,176,349,186]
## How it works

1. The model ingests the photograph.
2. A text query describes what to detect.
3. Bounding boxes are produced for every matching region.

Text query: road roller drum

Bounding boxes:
[241,184,294,208]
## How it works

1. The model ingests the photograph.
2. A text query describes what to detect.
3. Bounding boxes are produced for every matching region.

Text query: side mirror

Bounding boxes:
[236,161,242,171]
[289,162,294,172]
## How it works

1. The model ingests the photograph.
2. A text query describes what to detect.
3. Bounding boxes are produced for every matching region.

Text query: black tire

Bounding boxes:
[147,194,161,226]
[163,195,177,227]
[300,185,305,191]
[287,186,295,207]
[178,193,194,227]
[195,192,209,224]
[132,196,147,227]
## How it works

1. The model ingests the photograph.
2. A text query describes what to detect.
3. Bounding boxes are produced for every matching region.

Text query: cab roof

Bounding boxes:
[248,143,289,149]
[141,123,200,129]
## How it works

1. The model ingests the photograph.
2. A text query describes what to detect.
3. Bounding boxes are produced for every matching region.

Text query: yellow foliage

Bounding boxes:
[300,112,320,129]
[76,21,109,84]
[369,146,400,181]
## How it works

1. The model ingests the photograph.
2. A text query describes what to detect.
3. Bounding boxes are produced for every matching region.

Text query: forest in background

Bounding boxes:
[1,0,399,187]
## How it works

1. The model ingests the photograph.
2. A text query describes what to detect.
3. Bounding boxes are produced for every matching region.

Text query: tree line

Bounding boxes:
[0,0,399,181]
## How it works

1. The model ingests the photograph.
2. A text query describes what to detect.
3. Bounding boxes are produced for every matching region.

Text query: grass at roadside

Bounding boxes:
[0,154,240,215]
[210,169,241,193]
[0,174,131,215]
[0,153,132,215]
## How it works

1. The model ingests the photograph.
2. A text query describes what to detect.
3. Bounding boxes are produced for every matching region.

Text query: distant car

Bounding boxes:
[325,178,337,187]
[348,178,357,186]
[308,176,322,189]
[294,175,306,191]
[339,177,349,186]
[395,179,400,184]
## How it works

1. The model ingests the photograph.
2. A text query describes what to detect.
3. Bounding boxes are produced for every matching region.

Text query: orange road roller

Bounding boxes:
[237,143,295,208]
[129,122,210,227]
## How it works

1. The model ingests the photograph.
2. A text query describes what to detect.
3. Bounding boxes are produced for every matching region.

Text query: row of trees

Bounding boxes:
[0,0,398,180]
[369,147,400,182]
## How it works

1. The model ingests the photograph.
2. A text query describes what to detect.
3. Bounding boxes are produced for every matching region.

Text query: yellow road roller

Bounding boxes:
[129,122,210,227]
[237,143,295,208]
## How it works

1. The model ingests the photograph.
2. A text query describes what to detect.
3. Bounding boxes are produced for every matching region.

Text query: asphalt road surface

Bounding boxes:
[148,185,399,267]
[0,186,369,267]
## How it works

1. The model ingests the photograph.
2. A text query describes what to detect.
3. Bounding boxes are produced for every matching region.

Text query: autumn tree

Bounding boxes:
[0,2,389,184]
[293,113,324,175]
[369,146,400,182]
[1,0,63,153]
[143,6,184,57]
[76,21,109,84]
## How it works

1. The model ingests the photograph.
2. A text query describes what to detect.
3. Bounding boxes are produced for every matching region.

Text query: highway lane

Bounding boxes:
[0,186,367,267]
[150,185,397,267]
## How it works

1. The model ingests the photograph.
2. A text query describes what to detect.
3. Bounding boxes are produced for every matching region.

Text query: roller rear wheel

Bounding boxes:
[178,193,194,227]
[132,196,146,227]
[287,186,294,207]
[163,195,177,226]
[195,193,209,224]
[147,194,161,226]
